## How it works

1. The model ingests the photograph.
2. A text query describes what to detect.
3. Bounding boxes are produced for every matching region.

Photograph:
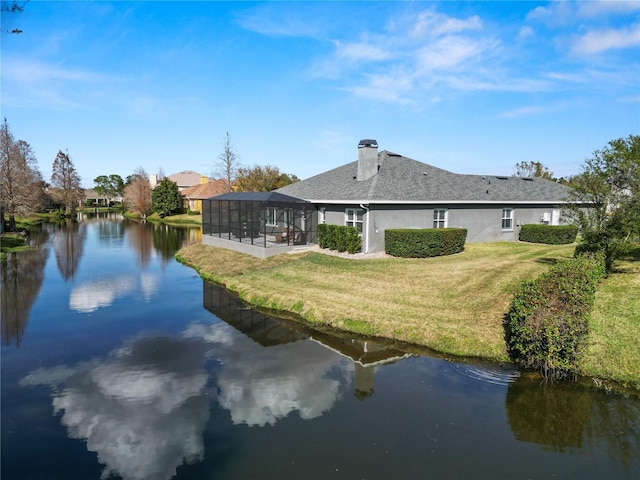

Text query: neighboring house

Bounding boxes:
[202,139,571,257]
[275,139,570,253]
[150,171,209,191]
[81,189,111,207]
[181,179,228,212]
[168,171,210,190]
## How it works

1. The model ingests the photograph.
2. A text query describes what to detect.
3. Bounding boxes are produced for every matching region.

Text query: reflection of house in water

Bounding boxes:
[202,281,412,400]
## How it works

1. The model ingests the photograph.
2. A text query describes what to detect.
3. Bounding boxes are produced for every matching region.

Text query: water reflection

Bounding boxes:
[202,280,413,402]
[20,335,212,480]
[52,219,87,281]
[69,273,140,312]
[127,221,154,269]
[1,228,50,346]
[19,281,418,479]
[506,374,640,465]
[152,223,201,263]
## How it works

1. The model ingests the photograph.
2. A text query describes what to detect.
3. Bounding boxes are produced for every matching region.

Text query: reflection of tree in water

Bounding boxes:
[152,224,201,263]
[506,373,640,468]
[152,224,186,263]
[52,219,86,281]
[97,216,126,247]
[126,221,153,269]
[1,228,50,346]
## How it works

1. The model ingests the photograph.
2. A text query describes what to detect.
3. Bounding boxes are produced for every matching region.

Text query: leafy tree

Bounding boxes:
[216,132,240,192]
[93,174,125,203]
[513,160,555,181]
[50,150,83,215]
[0,119,45,231]
[151,178,182,215]
[124,167,152,217]
[565,134,640,270]
[235,164,299,192]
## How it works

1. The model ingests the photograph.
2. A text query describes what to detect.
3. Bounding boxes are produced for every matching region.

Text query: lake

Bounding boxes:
[1,214,638,480]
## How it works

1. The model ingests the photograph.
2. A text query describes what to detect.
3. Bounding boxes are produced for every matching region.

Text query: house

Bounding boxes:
[181,178,228,213]
[202,139,571,257]
[276,139,570,253]
[81,189,111,207]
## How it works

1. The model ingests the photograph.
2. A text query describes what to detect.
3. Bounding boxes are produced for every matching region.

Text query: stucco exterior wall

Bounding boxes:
[317,203,566,253]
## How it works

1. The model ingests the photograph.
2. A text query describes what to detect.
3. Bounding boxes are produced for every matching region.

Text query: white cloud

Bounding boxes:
[335,40,391,62]
[409,10,483,38]
[517,26,534,41]
[497,105,546,119]
[571,24,640,54]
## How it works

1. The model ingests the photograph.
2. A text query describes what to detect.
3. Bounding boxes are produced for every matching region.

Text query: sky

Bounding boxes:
[2,0,639,188]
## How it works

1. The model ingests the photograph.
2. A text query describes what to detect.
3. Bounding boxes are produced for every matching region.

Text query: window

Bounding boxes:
[502,208,513,230]
[345,208,364,233]
[266,207,277,227]
[433,209,447,228]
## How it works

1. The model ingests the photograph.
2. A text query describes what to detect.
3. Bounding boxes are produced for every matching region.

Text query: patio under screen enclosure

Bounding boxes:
[202,191,318,258]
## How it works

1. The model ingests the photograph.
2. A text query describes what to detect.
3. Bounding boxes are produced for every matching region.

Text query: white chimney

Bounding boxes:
[357,139,378,181]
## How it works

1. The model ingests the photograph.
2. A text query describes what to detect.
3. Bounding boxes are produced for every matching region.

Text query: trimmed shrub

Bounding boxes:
[385,228,467,258]
[317,224,361,254]
[505,253,606,380]
[519,224,578,245]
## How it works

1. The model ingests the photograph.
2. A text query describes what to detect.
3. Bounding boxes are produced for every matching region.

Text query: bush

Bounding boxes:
[505,253,606,380]
[385,228,467,258]
[519,224,578,244]
[317,224,361,254]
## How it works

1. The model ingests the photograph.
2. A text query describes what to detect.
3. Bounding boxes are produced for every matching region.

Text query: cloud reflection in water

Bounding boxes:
[20,320,353,479]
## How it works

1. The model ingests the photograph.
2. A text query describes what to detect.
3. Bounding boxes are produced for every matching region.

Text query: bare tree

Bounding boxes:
[124,166,152,218]
[50,149,83,214]
[0,118,44,231]
[216,132,240,192]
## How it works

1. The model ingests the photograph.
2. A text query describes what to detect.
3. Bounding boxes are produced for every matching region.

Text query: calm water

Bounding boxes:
[1,214,639,480]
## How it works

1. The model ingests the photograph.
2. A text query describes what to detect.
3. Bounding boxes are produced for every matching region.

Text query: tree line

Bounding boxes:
[1,124,299,226]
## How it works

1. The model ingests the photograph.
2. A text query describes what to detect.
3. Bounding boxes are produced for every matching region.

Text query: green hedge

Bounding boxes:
[384,228,467,258]
[317,224,361,254]
[519,224,578,244]
[505,253,606,380]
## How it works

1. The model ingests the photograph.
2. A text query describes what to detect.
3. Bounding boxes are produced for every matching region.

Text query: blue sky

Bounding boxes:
[2,1,639,188]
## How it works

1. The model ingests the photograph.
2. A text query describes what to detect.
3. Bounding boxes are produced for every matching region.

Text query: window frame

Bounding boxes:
[501,208,514,231]
[345,208,364,233]
[433,209,447,228]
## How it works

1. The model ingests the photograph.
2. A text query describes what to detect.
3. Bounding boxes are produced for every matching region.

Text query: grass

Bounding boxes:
[177,242,576,362]
[580,256,640,389]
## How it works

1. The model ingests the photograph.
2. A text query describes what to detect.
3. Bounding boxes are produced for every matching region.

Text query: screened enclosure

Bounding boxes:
[202,192,317,253]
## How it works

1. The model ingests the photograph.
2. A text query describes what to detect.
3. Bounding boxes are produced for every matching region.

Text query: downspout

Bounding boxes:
[360,203,370,253]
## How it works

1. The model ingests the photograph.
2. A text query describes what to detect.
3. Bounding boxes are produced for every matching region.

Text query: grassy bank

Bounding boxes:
[580,257,640,388]
[177,241,639,388]
[177,242,576,361]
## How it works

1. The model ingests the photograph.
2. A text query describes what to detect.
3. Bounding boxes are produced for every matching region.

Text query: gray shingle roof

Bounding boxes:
[277,150,570,204]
